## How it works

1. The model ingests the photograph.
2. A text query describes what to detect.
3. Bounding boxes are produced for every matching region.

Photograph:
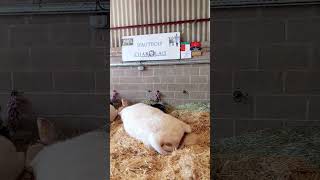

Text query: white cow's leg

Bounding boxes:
[148,134,168,155]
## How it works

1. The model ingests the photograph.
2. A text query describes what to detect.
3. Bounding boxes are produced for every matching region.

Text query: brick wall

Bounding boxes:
[110,57,210,106]
[212,5,320,138]
[0,13,108,134]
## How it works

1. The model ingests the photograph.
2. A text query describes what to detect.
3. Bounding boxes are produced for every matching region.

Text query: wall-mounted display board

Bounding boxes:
[122,32,181,62]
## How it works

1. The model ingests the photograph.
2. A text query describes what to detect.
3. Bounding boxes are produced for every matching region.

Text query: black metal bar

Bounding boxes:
[110,59,210,67]
[111,18,210,30]
[0,2,109,15]
[211,0,320,8]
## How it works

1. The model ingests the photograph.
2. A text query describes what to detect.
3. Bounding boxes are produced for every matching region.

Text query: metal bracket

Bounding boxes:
[233,89,249,104]
[89,15,108,29]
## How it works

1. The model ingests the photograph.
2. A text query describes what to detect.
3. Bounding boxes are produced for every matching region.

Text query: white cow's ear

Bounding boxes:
[37,118,57,145]
[121,99,130,107]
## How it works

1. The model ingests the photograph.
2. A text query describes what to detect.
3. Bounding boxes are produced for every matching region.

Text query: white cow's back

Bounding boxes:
[119,103,191,154]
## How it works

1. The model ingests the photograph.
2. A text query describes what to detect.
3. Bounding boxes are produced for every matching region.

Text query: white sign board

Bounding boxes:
[122,32,181,62]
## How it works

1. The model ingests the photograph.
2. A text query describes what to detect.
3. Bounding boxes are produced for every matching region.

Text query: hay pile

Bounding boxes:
[175,102,210,112]
[215,128,320,179]
[110,104,210,180]
[110,101,320,179]
[216,155,320,180]
[217,128,320,168]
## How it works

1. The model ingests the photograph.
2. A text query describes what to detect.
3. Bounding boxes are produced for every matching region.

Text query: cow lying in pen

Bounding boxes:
[117,99,192,155]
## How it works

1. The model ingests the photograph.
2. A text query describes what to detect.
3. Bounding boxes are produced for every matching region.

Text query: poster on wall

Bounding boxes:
[122,32,181,62]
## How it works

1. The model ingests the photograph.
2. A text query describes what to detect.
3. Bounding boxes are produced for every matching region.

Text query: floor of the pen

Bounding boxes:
[215,127,320,180]
[111,101,320,180]
[110,103,210,180]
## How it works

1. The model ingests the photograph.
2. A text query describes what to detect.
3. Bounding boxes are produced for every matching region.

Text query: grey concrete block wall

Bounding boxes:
[212,5,320,138]
[110,61,210,106]
[0,13,108,133]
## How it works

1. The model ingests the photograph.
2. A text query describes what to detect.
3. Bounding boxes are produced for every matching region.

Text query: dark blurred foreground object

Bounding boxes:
[0,126,11,140]
[146,90,162,103]
[111,90,122,108]
[150,103,166,113]
[0,105,10,139]
[7,90,34,137]
[17,169,35,180]
[144,90,168,113]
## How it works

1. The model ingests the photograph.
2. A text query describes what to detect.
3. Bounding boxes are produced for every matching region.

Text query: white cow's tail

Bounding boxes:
[183,123,192,133]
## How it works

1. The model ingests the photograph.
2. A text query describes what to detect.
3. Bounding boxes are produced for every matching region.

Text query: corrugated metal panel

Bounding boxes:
[110,0,210,48]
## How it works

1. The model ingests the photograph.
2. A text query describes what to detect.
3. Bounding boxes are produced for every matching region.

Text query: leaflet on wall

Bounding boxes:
[122,32,181,62]
[181,42,192,59]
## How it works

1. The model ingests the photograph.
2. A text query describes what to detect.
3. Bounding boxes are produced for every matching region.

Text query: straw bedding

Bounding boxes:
[110,101,320,180]
[216,155,320,180]
[215,128,320,180]
[110,106,210,180]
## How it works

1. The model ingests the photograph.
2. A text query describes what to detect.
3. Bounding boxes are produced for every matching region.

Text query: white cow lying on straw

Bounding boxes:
[118,99,192,155]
